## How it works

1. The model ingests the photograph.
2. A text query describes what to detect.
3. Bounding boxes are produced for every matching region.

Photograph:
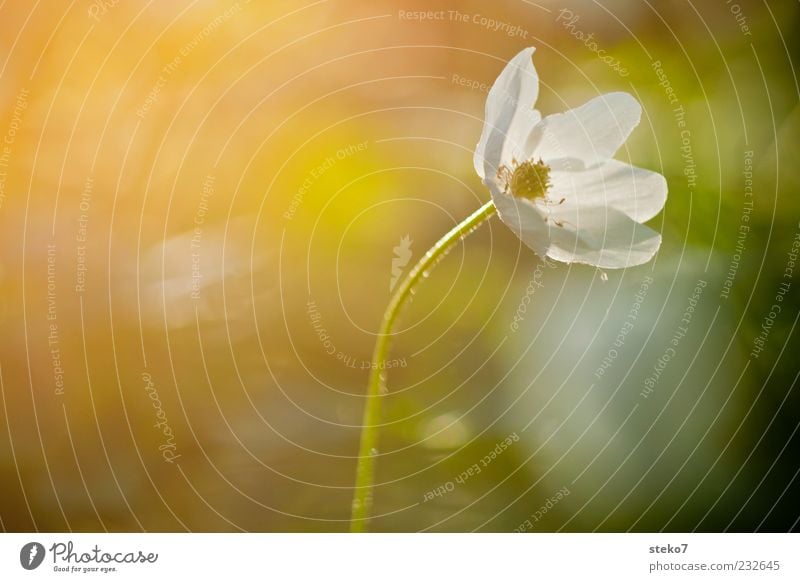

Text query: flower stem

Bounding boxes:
[349,199,497,532]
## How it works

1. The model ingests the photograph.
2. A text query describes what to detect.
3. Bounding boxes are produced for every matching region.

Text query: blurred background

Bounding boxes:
[0,0,798,532]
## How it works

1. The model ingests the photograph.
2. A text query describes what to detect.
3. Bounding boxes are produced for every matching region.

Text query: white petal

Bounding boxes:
[544,204,662,268]
[474,48,541,180]
[526,92,642,169]
[487,178,550,258]
[548,160,667,222]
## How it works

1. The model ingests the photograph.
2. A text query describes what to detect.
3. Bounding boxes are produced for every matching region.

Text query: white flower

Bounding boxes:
[474,47,667,269]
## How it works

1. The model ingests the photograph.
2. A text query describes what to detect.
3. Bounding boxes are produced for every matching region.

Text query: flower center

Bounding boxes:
[509,159,551,200]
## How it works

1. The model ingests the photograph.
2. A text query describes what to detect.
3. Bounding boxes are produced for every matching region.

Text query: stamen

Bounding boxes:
[507,159,551,200]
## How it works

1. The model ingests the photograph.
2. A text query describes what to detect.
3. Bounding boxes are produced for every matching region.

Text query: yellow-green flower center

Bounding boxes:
[509,159,551,200]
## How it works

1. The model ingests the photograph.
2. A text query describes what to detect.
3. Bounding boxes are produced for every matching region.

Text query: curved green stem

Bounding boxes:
[349,199,497,532]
